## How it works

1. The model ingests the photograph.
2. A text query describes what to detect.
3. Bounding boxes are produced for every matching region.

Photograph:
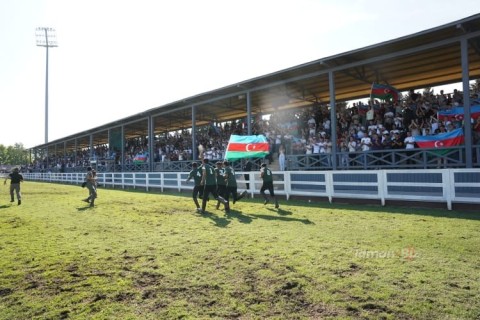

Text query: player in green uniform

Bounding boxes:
[186,162,203,212]
[223,161,247,209]
[200,159,227,214]
[260,163,279,208]
[215,161,228,210]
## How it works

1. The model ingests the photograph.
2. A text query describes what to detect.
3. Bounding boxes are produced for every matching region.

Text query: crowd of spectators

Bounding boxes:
[29,87,480,172]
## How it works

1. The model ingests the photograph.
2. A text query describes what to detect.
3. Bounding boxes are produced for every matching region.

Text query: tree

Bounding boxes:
[0,143,29,166]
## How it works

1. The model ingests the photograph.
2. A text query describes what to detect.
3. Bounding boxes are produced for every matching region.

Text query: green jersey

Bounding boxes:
[188,168,202,186]
[215,167,226,186]
[261,167,273,183]
[202,164,217,186]
[224,166,237,187]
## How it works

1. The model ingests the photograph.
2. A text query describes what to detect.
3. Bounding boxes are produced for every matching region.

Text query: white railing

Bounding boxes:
[23,168,480,210]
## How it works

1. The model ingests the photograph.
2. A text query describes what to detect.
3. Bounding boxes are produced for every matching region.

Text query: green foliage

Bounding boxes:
[0,182,479,319]
[0,143,28,166]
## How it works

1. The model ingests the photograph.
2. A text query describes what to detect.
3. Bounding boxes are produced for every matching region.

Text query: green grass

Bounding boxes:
[0,182,479,319]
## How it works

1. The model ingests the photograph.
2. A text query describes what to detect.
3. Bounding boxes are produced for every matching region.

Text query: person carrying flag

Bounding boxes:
[260,163,279,209]
[186,162,203,212]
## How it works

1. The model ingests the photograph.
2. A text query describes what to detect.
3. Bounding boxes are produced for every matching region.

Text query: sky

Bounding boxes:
[0,0,479,148]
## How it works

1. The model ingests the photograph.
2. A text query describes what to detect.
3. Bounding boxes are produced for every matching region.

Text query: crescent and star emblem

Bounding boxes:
[246,144,254,151]
[434,141,444,148]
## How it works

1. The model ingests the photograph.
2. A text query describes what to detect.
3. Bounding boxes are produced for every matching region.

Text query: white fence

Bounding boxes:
[23,169,480,210]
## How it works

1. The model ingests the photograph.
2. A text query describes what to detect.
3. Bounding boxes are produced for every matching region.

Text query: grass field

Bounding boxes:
[0,182,479,319]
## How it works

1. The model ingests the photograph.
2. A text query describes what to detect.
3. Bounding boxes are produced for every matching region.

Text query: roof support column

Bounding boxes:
[192,105,198,160]
[63,141,66,170]
[74,139,77,167]
[246,91,252,135]
[89,135,93,162]
[329,71,338,170]
[120,125,125,170]
[460,37,472,168]
[148,115,154,172]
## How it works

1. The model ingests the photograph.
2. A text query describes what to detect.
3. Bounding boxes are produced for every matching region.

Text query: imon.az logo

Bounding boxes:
[355,246,417,261]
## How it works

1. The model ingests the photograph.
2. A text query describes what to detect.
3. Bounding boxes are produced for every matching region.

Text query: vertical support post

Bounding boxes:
[329,71,338,170]
[246,91,252,135]
[460,37,472,168]
[192,105,197,160]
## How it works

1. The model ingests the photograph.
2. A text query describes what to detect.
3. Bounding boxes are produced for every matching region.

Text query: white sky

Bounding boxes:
[0,0,478,148]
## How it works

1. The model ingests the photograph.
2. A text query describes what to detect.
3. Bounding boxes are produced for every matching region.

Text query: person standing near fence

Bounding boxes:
[4,167,23,205]
[260,163,279,209]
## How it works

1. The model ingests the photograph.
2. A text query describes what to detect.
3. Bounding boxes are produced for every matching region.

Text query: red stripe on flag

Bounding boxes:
[416,136,464,148]
[226,142,269,152]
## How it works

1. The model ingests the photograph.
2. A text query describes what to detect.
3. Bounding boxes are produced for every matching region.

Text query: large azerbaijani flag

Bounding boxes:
[224,135,270,160]
[370,83,399,102]
[415,128,464,149]
[437,105,480,121]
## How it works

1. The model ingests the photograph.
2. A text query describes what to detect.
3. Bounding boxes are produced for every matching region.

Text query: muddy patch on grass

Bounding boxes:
[0,288,13,296]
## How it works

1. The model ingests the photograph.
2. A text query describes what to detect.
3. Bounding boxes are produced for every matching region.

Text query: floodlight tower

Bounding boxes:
[36,27,58,144]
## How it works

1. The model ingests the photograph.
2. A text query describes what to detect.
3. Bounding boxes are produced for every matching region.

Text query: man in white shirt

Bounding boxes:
[404,131,416,165]
[360,136,372,151]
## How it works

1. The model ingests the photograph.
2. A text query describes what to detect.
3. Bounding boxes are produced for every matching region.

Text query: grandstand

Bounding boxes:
[22,14,480,209]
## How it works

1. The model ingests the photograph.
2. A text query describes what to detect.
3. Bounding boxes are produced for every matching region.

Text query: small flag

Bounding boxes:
[437,105,480,122]
[133,153,147,164]
[224,135,270,160]
[370,83,399,102]
[415,128,464,149]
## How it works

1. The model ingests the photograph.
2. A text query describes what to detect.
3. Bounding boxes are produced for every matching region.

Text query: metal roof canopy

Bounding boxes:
[35,14,480,152]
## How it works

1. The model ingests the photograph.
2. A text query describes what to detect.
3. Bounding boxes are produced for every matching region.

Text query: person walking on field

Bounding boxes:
[260,163,279,209]
[223,161,248,210]
[215,161,228,211]
[82,166,97,207]
[200,158,227,214]
[4,167,23,205]
[186,162,203,212]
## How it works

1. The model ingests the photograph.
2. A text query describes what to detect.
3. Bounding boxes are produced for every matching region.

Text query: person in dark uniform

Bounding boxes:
[4,167,23,205]
[200,158,227,214]
[186,162,203,212]
[260,163,279,209]
[223,161,248,207]
[215,161,228,210]
[82,166,97,207]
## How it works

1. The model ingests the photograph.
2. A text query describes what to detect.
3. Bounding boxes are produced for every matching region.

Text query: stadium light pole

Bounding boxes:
[36,27,58,144]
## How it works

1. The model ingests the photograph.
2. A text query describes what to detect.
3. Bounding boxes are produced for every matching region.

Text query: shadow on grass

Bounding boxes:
[273,207,293,216]
[197,211,231,228]
[225,210,253,224]
[0,204,11,209]
[77,206,94,212]
[248,213,314,225]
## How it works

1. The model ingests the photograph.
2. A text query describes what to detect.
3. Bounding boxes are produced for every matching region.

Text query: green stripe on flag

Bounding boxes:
[224,150,269,160]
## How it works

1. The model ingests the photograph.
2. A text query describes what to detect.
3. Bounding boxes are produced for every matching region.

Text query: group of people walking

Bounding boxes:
[187,158,279,214]
[3,160,279,211]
